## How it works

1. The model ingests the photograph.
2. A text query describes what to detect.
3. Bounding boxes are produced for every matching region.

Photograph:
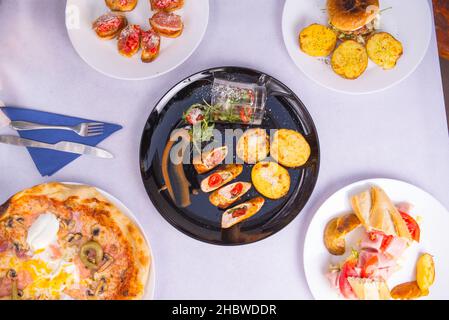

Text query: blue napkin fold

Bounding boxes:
[1,106,122,177]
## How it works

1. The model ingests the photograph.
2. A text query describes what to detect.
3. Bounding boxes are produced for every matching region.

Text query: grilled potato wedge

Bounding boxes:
[323,213,360,255]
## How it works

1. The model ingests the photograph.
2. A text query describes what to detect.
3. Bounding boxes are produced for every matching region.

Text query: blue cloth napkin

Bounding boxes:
[1,106,122,177]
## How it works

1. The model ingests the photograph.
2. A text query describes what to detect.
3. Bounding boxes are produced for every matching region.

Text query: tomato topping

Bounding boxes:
[399,211,420,242]
[338,260,358,299]
[185,108,204,125]
[230,183,243,197]
[360,255,379,278]
[239,106,252,123]
[231,208,247,218]
[380,234,394,251]
[208,174,223,188]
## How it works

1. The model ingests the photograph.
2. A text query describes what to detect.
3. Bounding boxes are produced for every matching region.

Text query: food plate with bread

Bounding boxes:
[66,0,209,80]
[303,178,449,299]
[139,66,320,245]
[282,0,432,94]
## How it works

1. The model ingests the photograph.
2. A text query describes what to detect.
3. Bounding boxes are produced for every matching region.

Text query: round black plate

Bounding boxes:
[139,66,320,245]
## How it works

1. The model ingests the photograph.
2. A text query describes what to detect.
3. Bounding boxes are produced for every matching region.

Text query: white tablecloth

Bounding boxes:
[0,0,448,299]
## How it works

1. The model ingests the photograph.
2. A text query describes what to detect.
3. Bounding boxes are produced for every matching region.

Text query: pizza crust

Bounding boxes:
[0,182,151,300]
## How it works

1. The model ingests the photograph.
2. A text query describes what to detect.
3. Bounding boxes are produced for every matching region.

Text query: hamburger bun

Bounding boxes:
[327,0,379,32]
[366,32,403,69]
[331,40,368,79]
[299,24,338,57]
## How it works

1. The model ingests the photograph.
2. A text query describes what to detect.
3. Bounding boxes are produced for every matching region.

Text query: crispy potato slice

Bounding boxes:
[299,23,337,57]
[417,253,435,292]
[323,213,360,255]
[391,281,428,300]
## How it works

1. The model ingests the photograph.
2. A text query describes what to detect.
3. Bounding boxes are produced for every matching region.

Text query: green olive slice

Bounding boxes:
[80,241,104,270]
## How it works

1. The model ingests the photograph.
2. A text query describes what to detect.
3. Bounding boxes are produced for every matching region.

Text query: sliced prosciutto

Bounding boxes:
[150,0,184,12]
[149,11,183,38]
[141,28,161,63]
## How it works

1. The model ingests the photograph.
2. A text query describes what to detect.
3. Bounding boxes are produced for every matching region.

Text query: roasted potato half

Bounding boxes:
[391,281,429,300]
[299,23,337,57]
[416,253,435,292]
[323,213,360,255]
[331,40,368,79]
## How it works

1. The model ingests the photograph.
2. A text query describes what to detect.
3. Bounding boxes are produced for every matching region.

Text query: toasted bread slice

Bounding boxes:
[150,0,184,12]
[92,12,128,40]
[347,277,391,300]
[105,0,138,11]
[141,28,161,63]
[299,23,337,57]
[331,40,368,79]
[193,146,228,174]
[209,182,252,209]
[200,164,243,193]
[351,186,412,241]
[366,32,403,70]
[251,162,290,200]
[270,129,310,168]
[117,25,141,58]
[149,11,183,38]
[221,197,265,229]
[236,128,270,164]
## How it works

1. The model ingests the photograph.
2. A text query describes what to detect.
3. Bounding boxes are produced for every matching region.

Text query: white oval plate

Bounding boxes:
[304,178,449,300]
[66,0,209,80]
[64,182,155,300]
[282,0,432,94]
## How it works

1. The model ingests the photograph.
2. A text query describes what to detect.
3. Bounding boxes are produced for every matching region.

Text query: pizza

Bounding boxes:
[0,183,151,300]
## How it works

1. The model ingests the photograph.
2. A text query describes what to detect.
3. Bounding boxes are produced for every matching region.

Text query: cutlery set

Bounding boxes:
[0,109,114,159]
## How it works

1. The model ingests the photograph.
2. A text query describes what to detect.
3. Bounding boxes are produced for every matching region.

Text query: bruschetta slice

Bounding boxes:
[141,28,161,62]
[200,164,243,193]
[105,0,138,11]
[149,11,183,38]
[221,197,265,229]
[117,25,141,57]
[210,182,252,209]
[194,146,228,174]
[150,0,184,12]
[92,12,128,40]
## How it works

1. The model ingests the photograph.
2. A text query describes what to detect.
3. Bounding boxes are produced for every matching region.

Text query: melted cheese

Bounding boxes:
[26,213,59,251]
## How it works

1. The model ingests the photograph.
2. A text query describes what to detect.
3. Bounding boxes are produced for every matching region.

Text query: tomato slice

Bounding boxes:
[230,183,243,197]
[380,234,394,252]
[399,211,420,242]
[231,208,247,218]
[239,106,252,123]
[339,259,358,299]
[360,255,379,278]
[208,173,223,188]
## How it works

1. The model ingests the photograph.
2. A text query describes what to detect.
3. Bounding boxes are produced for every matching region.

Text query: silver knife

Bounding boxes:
[0,135,114,159]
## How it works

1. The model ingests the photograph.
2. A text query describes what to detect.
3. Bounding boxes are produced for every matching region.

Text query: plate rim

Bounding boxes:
[62,181,156,300]
[281,0,433,95]
[302,177,449,300]
[138,65,321,246]
[65,0,210,80]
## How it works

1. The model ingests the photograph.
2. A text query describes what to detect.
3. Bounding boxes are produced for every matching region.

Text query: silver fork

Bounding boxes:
[9,121,105,137]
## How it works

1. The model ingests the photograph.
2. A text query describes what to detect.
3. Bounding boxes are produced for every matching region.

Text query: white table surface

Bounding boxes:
[0,0,448,299]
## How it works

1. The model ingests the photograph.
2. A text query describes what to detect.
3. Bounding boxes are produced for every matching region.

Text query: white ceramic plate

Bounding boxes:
[66,0,209,80]
[282,0,432,94]
[304,178,449,300]
[64,182,156,300]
